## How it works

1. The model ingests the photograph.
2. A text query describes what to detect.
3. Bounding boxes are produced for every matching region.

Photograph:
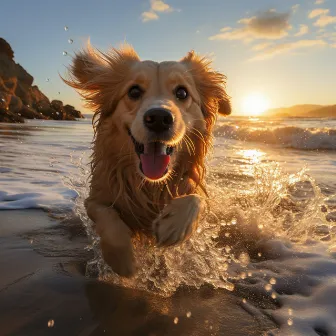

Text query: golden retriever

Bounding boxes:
[64,42,231,277]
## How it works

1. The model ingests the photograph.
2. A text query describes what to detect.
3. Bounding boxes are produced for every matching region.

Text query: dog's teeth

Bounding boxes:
[159,144,167,155]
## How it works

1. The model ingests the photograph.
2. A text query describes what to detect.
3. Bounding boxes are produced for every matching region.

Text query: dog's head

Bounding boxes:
[64,43,231,183]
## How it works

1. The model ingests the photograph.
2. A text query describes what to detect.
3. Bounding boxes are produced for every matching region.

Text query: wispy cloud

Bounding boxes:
[315,0,325,4]
[141,0,174,22]
[295,24,309,37]
[250,39,327,61]
[252,42,272,51]
[292,4,300,13]
[314,15,336,27]
[308,8,336,27]
[142,11,159,22]
[209,10,292,42]
[308,8,330,18]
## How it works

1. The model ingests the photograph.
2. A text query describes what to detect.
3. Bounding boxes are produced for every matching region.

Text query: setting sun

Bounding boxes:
[242,93,270,116]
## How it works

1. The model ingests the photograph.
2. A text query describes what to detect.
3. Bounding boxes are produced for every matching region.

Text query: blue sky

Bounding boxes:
[1,0,335,115]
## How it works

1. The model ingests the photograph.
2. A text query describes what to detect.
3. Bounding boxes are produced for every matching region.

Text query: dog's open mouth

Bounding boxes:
[129,132,174,180]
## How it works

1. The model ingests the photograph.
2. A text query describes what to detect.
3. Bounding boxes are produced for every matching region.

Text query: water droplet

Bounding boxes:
[64,26,68,31]
[265,284,272,291]
[247,272,252,277]
[30,239,33,244]
[225,232,230,237]
[287,318,293,326]
[271,292,277,299]
[288,308,293,316]
[56,112,59,115]
[196,227,202,234]
[63,51,68,56]
[27,104,30,107]
[242,298,246,303]
[18,113,21,116]
[240,272,246,279]
[258,252,262,257]
[173,317,179,324]
[225,245,231,253]
[220,220,226,226]
[68,38,73,44]
[225,282,235,291]
[258,224,264,229]
[231,218,237,225]
[48,319,54,327]
[239,252,250,267]
[186,311,191,318]
[46,78,50,82]
[269,277,276,285]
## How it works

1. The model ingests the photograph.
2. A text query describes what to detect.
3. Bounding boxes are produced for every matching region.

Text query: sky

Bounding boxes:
[1,0,336,115]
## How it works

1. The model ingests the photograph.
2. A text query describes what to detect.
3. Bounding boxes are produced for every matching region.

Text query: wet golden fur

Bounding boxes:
[64,42,231,277]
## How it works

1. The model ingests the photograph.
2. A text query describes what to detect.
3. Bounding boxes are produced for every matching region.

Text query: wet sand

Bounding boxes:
[0,210,276,336]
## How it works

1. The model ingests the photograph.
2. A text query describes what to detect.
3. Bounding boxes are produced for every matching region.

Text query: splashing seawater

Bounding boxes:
[65,152,335,297]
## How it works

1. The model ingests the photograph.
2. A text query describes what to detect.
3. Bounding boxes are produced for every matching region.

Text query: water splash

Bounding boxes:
[66,152,335,297]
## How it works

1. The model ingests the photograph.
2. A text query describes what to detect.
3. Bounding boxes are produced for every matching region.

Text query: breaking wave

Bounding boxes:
[215,125,336,150]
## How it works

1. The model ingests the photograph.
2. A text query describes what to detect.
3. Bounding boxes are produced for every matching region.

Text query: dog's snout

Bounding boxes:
[143,108,174,133]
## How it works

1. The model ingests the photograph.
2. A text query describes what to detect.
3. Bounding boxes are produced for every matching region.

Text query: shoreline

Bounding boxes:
[0,209,276,335]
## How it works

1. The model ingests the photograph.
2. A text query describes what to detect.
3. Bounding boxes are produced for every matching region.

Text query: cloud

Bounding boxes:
[314,15,336,27]
[209,10,292,42]
[295,24,309,36]
[308,8,330,18]
[141,11,159,22]
[141,0,174,22]
[250,39,327,61]
[292,4,300,13]
[252,42,272,51]
[150,0,172,13]
[315,0,325,4]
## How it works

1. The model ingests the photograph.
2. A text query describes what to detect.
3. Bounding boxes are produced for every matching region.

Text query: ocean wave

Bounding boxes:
[215,125,336,150]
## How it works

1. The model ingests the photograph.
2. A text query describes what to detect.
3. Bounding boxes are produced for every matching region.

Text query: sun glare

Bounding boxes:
[242,93,270,116]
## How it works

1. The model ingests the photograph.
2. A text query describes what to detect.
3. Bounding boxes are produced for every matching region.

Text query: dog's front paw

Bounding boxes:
[153,194,203,247]
[99,221,135,278]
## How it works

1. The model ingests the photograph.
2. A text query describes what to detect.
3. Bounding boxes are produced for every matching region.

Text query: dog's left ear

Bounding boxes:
[181,51,231,117]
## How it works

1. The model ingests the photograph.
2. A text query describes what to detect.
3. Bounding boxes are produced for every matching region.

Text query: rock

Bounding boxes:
[9,95,23,113]
[0,38,14,60]
[51,100,63,111]
[0,107,24,123]
[18,105,46,120]
[64,104,84,119]
[0,37,84,123]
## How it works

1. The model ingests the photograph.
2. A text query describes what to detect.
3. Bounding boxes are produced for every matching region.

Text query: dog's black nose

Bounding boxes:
[143,108,174,133]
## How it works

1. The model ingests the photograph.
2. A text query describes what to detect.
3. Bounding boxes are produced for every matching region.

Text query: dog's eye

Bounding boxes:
[128,85,143,100]
[175,86,188,100]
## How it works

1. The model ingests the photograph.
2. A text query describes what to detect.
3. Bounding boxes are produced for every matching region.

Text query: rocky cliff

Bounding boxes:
[0,38,83,123]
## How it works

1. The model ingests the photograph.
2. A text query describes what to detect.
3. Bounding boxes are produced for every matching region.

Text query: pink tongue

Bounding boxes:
[140,154,170,180]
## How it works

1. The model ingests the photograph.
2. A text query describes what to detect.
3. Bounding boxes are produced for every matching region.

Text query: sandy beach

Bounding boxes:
[0,210,277,336]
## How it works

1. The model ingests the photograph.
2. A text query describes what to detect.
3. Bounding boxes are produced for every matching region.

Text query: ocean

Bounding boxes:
[0,115,335,335]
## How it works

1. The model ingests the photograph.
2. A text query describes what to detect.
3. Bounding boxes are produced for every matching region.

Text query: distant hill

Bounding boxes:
[265,104,336,118]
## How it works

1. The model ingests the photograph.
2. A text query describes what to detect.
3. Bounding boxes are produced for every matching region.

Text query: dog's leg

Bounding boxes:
[85,200,134,277]
[153,194,205,247]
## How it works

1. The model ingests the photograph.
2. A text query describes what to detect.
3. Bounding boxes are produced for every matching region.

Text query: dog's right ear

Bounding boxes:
[62,41,139,114]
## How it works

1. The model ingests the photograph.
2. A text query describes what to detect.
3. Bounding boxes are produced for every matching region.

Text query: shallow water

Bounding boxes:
[0,115,336,335]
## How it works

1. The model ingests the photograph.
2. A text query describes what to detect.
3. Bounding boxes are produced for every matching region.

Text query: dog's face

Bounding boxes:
[112,60,209,181]
[65,44,231,182]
